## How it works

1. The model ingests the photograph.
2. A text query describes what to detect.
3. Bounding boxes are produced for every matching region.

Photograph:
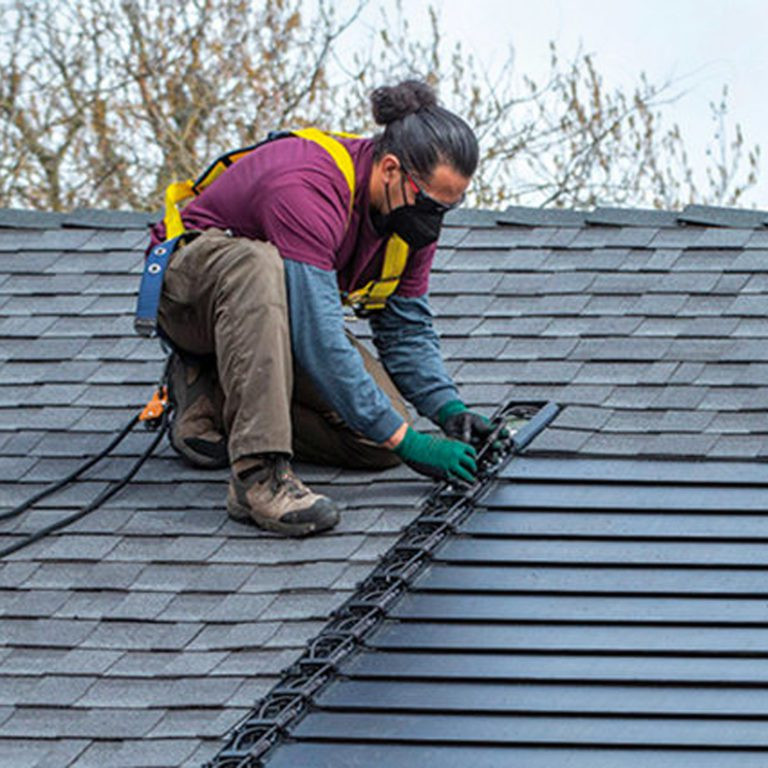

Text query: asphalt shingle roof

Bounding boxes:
[1,202,767,766]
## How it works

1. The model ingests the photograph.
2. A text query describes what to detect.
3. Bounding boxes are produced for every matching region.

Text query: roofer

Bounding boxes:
[147,79,497,537]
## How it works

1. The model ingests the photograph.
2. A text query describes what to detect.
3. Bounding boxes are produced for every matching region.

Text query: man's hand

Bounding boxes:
[393,426,477,483]
[437,400,507,448]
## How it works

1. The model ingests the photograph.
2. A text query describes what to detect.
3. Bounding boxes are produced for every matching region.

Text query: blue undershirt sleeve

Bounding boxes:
[369,294,460,422]
[283,259,405,444]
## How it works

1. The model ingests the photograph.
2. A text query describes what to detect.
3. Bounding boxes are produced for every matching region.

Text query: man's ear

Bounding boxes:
[380,153,401,183]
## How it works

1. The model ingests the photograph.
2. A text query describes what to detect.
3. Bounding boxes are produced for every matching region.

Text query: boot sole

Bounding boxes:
[227,497,339,538]
[169,423,229,470]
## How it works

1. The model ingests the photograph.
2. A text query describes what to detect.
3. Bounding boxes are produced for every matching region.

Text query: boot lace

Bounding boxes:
[271,456,308,499]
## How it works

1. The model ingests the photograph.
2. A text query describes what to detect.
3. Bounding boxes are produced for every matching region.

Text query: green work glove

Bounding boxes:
[394,426,478,484]
[437,400,508,448]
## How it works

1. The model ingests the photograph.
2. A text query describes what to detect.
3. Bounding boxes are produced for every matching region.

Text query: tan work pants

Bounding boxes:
[157,229,408,469]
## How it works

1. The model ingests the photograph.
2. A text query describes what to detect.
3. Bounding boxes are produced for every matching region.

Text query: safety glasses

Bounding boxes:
[402,168,465,215]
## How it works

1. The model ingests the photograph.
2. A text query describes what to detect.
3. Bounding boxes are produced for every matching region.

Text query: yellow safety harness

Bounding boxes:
[163,127,410,314]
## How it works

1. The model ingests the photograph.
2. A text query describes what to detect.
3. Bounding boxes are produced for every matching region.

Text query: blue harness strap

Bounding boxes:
[134,235,185,337]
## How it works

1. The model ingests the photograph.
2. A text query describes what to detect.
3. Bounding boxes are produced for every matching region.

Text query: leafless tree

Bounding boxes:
[0,0,760,211]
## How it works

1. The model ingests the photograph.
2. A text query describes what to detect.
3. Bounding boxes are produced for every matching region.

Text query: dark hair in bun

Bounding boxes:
[371,80,438,125]
[371,80,478,180]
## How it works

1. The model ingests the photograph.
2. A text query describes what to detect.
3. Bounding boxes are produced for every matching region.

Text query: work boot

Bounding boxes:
[227,454,339,537]
[167,352,229,469]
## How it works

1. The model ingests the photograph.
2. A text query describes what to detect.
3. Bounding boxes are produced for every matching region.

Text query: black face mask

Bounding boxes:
[373,178,444,250]
[387,204,444,250]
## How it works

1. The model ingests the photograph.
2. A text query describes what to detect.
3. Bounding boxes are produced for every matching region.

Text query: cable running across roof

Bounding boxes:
[0,362,172,559]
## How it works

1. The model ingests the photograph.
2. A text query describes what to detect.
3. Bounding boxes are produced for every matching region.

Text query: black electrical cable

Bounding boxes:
[0,414,140,524]
[0,410,170,560]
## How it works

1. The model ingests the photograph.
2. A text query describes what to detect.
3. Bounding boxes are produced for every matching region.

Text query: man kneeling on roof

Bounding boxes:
[147,80,496,537]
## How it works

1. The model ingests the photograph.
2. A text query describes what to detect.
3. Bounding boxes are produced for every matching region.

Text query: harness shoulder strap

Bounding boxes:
[292,128,357,217]
[344,234,410,314]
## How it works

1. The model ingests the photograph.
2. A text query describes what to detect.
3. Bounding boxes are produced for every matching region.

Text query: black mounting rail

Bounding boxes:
[203,400,560,768]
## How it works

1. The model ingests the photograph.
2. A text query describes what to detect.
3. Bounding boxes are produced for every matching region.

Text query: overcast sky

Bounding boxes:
[337,0,767,207]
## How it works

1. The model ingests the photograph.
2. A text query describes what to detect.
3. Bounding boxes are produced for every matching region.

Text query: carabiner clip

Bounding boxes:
[139,386,169,429]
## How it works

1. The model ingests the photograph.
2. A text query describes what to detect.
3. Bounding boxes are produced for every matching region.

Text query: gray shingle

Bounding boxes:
[690,228,755,248]
[77,231,149,254]
[80,273,140,295]
[157,592,272,623]
[43,315,134,338]
[258,591,346,621]
[103,535,224,563]
[430,271,503,294]
[600,227,660,248]
[26,384,88,406]
[443,336,508,360]
[1,648,120,676]
[208,535,365,565]
[710,435,768,458]
[632,294,689,316]
[0,273,97,295]
[263,619,327,648]
[649,227,704,248]
[0,316,58,337]
[651,386,709,409]
[551,406,613,431]
[602,386,663,409]
[0,293,96,315]
[526,428,592,454]
[187,621,281,651]
[578,431,662,456]
[440,248,541,272]
[3,338,89,362]
[663,339,737,362]
[713,273,751,293]
[576,362,677,386]
[146,707,249,739]
[238,562,346,593]
[734,319,768,337]
[70,738,198,768]
[500,338,579,360]
[2,618,97,647]
[647,432,720,456]
[472,317,552,336]
[457,228,533,249]
[0,456,36,481]
[668,362,707,384]
[2,589,71,617]
[11,675,97,706]
[0,209,66,229]
[581,295,639,316]
[80,620,203,651]
[569,338,672,361]
[62,208,155,230]
[498,207,586,227]
[698,387,767,411]
[677,317,742,338]
[105,649,227,678]
[585,207,679,227]
[707,411,768,433]
[679,204,768,228]
[22,562,144,590]
[80,294,137,315]
[0,738,90,768]
[727,295,768,316]
[0,563,39,589]
[49,249,143,274]
[443,208,500,227]
[436,226,469,247]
